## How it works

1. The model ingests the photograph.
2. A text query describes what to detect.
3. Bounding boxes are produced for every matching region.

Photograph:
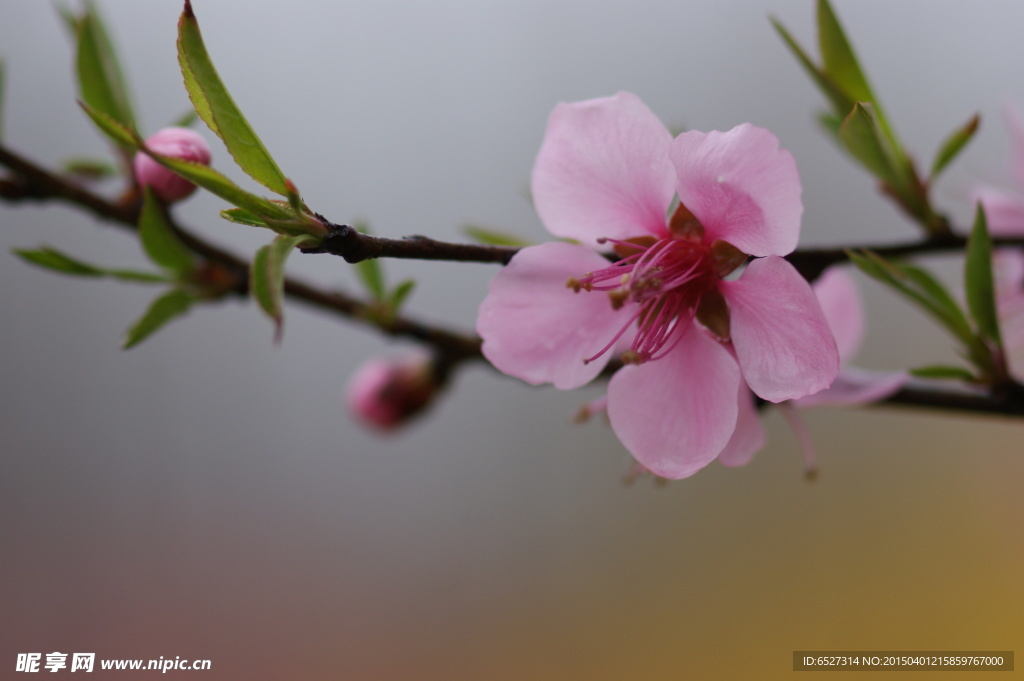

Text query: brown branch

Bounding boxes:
[294,207,1024,282]
[878,381,1024,417]
[1,142,482,364]
[5,140,1024,419]
[302,218,518,265]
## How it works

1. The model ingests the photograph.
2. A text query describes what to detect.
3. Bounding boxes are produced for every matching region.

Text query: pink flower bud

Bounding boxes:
[345,353,441,431]
[132,127,212,202]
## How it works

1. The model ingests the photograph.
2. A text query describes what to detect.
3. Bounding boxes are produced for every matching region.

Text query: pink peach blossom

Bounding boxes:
[995,250,1024,375]
[133,127,212,202]
[477,92,839,479]
[973,105,1024,236]
[346,353,439,432]
[718,267,909,475]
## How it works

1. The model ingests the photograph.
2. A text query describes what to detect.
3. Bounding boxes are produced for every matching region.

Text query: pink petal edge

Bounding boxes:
[721,256,839,403]
[477,242,630,390]
[717,387,766,468]
[812,266,864,362]
[608,326,741,479]
[670,123,802,257]
[531,92,675,247]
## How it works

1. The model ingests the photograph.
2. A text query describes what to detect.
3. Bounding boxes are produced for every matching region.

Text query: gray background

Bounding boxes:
[2,1,1022,679]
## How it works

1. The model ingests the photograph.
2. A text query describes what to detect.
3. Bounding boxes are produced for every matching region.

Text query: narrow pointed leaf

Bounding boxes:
[909,365,976,381]
[388,279,416,311]
[76,5,135,139]
[170,108,199,129]
[63,157,117,180]
[250,234,317,338]
[177,1,287,194]
[55,4,79,35]
[15,246,104,276]
[139,187,194,274]
[15,246,168,283]
[848,249,974,347]
[462,224,532,247]
[816,110,843,140]
[354,258,385,301]
[964,204,1002,345]
[78,100,138,147]
[139,147,294,221]
[837,103,900,186]
[931,113,980,180]
[770,17,853,116]
[817,0,874,103]
[123,289,194,349]
[81,101,290,223]
[220,207,267,227]
[351,222,384,299]
[284,178,305,214]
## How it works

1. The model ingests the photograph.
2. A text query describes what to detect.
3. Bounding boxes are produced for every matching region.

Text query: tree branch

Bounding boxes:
[5,140,1024,419]
[1,142,482,364]
[302,219,518,265]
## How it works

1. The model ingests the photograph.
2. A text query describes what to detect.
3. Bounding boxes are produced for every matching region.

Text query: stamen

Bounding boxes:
[582,309,642,364]
[569,232,730,368]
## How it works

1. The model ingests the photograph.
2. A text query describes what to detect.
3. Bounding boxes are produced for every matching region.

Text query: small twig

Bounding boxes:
[0,142,482,364]
[303,217,518,265]
[5,140,1024,419]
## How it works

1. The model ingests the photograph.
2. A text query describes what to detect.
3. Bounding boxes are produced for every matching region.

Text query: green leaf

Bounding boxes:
[63,157,118,180]
[388,279,416,311]
[177,1,287,195]
[930,113,980,180]
[123,289,194,349]
[139,147,294,221]
[462,224,532,247]
[250,234,317,339]
[55,3,79,35]
[964,204,1002,346]
[837,103,899,186]
[817,0,874,104]
[351,222,384,299]
[848,249,974,347]
[770,16,853,117]
[139,187,194,275]
[170,108,199,129]
[816,110,843,139]
[15,245,168,283]
[75,2,135,140]
[909,365,976,381]
[219,207,267,227]
[15,246,104,276]
[79,101,318,236]
[78,100,138,147]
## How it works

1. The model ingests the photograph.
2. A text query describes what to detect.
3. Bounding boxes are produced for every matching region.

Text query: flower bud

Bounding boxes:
[345,353,442,431]
[133,127,212,202]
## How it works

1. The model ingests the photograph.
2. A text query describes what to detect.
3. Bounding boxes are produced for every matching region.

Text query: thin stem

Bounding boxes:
[4,140,1024,419]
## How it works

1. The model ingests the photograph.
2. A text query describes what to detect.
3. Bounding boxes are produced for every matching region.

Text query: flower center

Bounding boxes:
[568,236,715,365]
[566,205,748,366]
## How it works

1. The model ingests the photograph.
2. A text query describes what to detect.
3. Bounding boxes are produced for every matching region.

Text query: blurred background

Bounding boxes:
[2,1,1022,678]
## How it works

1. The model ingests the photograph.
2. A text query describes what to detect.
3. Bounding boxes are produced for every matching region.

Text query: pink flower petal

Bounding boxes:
[670,123,802,257]
[531,92,674,246]
[812,267,864,362]
[973,188,1024,236]
[794,367,907,408]
[995,250,1024,356]
[607,326,740,479]
[1004,104,1024,190]
[717,387,766,468]
[721,256,839,402]
[477,242,630,389]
